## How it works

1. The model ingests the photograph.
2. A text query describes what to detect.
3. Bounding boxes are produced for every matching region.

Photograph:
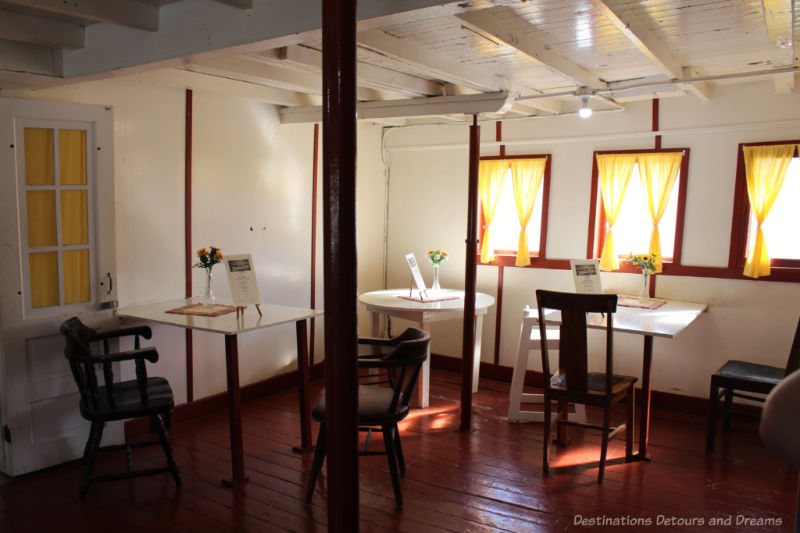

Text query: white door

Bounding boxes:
[0,97,119,476]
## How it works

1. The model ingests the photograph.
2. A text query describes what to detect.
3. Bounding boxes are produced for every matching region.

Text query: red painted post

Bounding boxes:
[460,115,480,432]
[322,0,360,528]
[184,88,194,403]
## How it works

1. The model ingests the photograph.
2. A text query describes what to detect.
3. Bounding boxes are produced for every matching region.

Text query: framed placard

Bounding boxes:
[570,258,602,294]
[405,253,428,299]
[224,254,261,306]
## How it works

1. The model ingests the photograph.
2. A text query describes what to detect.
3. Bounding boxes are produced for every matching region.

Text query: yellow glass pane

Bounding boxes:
[26,191,57,247]
[61,190,88,245]
[29,252,59,308]
[24,128,54,185]
[59,130,87,185]
[63,249,90,304]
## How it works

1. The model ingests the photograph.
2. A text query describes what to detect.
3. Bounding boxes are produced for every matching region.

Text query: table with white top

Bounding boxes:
[538,296,708,459]
[118,298,322,486]
[358,288,496,408]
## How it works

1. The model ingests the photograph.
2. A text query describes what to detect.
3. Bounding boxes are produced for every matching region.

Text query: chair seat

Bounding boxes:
[714,360,784,384]
[313,385,409,426]
[550,372,637,396]
[81,377,174,422]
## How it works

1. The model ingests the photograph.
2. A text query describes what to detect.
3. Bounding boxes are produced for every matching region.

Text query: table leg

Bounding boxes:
[293,319,313,453]
[370,311,381,337]
[636,334,654,460]
[222,334,248,486]
[415,319,430,408]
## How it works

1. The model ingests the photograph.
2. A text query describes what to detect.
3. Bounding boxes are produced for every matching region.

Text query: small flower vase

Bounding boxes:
[431,264,441,290]
[638,270,650,301]
[203,268,216,305]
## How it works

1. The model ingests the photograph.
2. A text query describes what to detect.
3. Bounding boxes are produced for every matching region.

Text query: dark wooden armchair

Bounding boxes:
[536,290,637,482]
[706,316,800,452]
[60,316,181,499]
[305,327,430,508]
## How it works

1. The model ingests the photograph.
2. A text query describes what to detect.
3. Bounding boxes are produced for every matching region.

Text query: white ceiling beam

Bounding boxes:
[1,0,159,32]
[210,0,254,8]
[56,0,464,84]
[0,10,85,49]
[0,40,60,77]
[250,45,442,97]
[762,0,794,67]
[455,9,608,91]
[514,98,563,115]
[280,91,517,124]
[681,67,711,101]
[183,56,385,101]
[357,28,506,92]
[773,72,795,93]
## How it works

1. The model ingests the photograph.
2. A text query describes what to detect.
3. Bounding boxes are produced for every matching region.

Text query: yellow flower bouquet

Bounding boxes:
[626,253,657,274]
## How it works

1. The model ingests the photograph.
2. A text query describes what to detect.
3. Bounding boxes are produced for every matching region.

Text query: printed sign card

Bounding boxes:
[405,253,428,299]
[224,254,261,306]
[570,259,602,294]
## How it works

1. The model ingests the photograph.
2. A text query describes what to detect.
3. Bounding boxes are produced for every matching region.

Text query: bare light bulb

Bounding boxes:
[578,95,592,119]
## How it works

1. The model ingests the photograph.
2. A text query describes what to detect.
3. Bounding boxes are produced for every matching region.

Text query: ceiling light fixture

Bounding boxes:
[578,95,592,119]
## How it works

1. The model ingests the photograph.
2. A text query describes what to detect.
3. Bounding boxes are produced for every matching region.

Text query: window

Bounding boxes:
[729,141,800,279]
[588,149,689,272]
[478,155,551,267]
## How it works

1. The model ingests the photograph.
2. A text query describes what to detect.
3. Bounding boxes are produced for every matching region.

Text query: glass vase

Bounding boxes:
[431,264,441,290]
[638,270,650,301]
[203,268,215,305]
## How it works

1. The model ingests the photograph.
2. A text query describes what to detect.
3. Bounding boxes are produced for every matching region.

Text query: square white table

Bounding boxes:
[535,296,708,459]
[358,289,495,408]
[118,298,322,486]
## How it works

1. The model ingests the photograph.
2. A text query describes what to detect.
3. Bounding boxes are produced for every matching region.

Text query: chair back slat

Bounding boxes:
[536,290,618,396]
[785,316,800,376]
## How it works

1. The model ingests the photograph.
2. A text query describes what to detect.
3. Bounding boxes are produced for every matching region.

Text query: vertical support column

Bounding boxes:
[460,115,481,432]
[638,335,654,458]
[310,123,320,366]
[322,0,359,528]
[184,88,194,403]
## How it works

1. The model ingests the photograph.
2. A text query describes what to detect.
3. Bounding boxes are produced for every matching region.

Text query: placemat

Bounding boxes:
[166,303,237,317]
[397,295,460,303]
[618,296,666,310]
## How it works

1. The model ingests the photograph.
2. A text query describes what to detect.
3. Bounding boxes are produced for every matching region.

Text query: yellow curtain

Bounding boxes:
[742,144,796,278]
[596,154,636,271]
[24,128,54,185]
[59,129,87,185]
[479,160,509,262]
[637,152,682,272]
[510,158,546,266]
[30,252,59,308]
[63,249,90,304]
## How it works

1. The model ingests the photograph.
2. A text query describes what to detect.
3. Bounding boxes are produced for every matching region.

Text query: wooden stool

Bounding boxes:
[508,307,587,423]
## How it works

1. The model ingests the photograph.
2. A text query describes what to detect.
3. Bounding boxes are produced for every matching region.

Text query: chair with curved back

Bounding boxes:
[304,327,430,508]
[706,316,800,452]
[60,316,181,499]
[536,290,637,482]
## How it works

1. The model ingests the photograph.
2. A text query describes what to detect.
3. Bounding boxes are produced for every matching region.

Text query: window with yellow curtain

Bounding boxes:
[729,142,800,278]
[590,149,689,271]
[478,155,550,266]
[22,126,91,310]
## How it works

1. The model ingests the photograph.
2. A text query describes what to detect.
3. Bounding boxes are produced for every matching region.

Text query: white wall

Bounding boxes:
[3,72,387,404]
[379,80,800,400]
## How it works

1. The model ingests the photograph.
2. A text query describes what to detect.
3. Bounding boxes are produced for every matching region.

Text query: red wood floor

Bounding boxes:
[1,369,796,532]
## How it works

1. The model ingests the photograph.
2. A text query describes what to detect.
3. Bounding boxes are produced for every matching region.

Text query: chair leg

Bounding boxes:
[625,388,635,460]
[382,425,403,508]
[706,381,720,452]
[305,423,327,505]
[80,421,104,499]
[598,402,612,483]
[556,401,568,447]
[723,389,733,432]
[392,424,406,475]
[542,394,551,474]
[153,413,181,486]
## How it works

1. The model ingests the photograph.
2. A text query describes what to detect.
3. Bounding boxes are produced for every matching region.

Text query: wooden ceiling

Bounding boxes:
[0,0,797,124]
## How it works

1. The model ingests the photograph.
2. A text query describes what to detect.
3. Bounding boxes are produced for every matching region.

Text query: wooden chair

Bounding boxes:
[706,316,800,452]
[305,328,430,508]
[536,290,637,482]
[60,316,181,499]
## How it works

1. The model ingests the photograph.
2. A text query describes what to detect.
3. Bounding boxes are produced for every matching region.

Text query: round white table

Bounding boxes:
[358,288,496,407]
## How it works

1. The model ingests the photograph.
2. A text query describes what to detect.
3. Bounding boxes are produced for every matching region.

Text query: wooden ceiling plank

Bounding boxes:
[0,10,85,49]
[1,0,159,31]
[455,9,608,91]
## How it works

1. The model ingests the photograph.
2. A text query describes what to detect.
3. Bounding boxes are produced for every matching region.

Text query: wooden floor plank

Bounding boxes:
[0,369,796,532]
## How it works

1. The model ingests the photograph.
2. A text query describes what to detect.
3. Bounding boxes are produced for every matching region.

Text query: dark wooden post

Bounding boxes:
[460,115,480,432]
[184,88,194,403]
[322,0,360,529]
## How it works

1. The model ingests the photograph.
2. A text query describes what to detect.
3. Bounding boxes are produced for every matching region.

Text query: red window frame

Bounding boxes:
[476,153,563,268]
[586,148,690,274]
[728,140,800,278]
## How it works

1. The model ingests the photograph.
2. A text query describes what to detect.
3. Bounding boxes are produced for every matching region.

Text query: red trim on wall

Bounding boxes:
[493,266,503,365]
[184,89,194,403]
[652,99,661,150]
